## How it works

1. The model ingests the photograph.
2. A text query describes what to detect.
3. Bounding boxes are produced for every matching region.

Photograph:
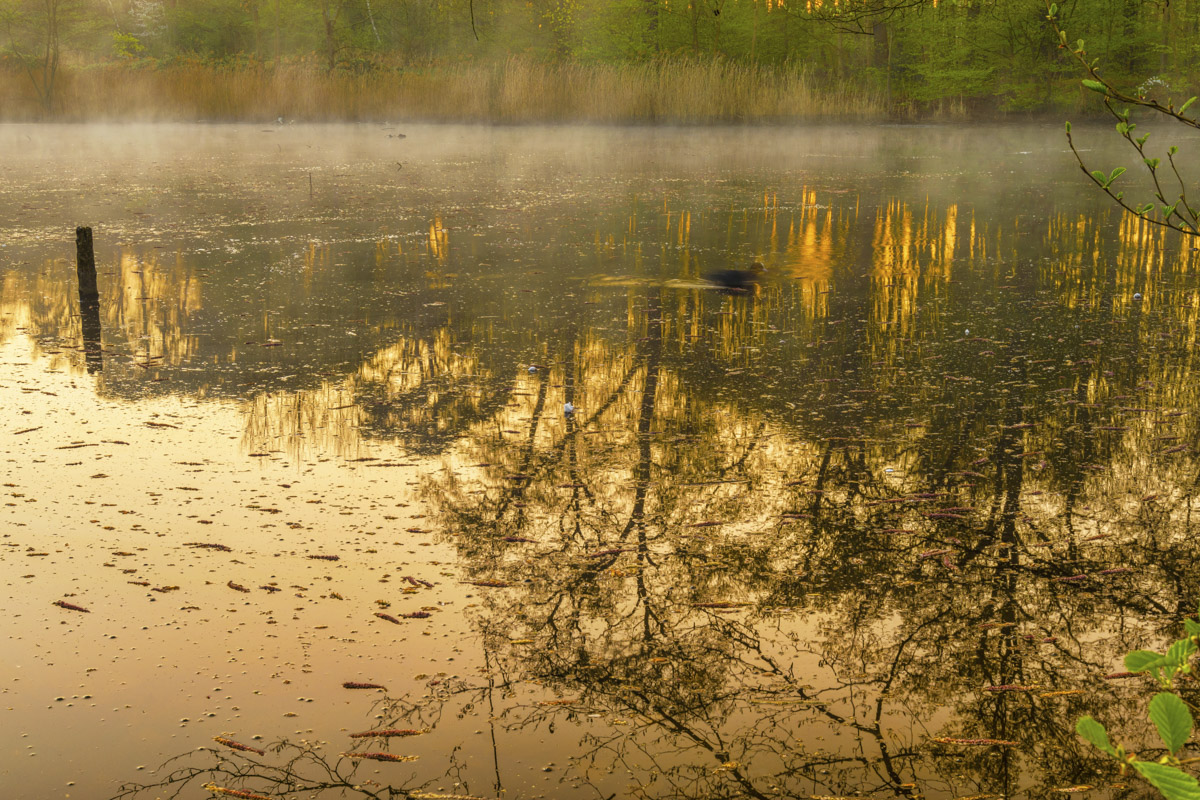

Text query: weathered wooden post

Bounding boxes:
[76,226,103,373]
[76,227,99,305]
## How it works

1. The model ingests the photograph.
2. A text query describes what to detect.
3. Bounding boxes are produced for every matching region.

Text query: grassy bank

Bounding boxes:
[0,57,887,123]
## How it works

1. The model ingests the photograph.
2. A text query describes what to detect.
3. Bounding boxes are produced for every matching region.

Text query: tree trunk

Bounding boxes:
[321,1,340,72]
[689,1,699,54]
[872,21,890,106]
[644,0,658,55]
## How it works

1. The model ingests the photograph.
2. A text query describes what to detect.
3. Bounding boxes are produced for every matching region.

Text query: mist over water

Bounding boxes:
[2,122,1198,800]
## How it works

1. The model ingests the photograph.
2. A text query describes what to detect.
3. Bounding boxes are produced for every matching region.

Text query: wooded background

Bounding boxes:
[0,0,1184,118]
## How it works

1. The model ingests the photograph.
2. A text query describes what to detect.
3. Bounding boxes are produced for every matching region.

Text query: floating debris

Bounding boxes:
[202,785,270,800]
[53,600,89,613]
[348,728,425,738]
[186,542,232,552]
[920,548,953,559]
[213,736,265,756]
[931,737,1019,746]
[227,581,250,593]
[342,681,387,690]
[341,751,418,762]
[307,554,339,561]
[374,612,401,624]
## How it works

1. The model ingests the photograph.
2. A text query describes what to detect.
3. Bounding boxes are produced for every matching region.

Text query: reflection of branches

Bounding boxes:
[406,225,1200,798]
[112,740,409,800]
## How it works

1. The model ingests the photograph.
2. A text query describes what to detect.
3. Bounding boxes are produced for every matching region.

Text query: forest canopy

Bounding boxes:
[0,0,1188,120]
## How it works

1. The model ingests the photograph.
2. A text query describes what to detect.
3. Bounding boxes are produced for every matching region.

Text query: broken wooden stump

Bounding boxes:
[76,226,103,373]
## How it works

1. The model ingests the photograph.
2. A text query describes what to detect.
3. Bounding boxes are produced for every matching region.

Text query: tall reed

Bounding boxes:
[0,57,885,122]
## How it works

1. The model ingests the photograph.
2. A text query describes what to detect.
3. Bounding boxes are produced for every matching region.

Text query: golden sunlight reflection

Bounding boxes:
[7,133,1200,800]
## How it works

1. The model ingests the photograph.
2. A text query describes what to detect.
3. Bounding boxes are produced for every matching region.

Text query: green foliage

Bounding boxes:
[1075,607,1200,800]
[0,0,1197,116]
[112,32,144,59]
[1131,762,1200,800]
[1076,716,1117,757]
[1149,693,1193,756]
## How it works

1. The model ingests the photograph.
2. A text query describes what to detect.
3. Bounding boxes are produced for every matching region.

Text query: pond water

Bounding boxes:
[2,122,1198,800]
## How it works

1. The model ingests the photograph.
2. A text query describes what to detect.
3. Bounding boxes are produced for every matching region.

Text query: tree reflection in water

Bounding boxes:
[10,189,1195,799]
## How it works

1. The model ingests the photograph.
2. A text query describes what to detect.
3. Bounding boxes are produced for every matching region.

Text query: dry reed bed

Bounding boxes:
[0,58,884,122]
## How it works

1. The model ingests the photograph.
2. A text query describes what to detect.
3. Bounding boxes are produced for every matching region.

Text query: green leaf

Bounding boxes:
[1066,120,1072,133]
[1171,146,1180,157]
[1182,96,1197,114]
[1049,3,1057,15]
[1109,167,1126,182]
[1091,170,1107,183]
[1131,761,1200,800]
[1128,650,1165,672]
[1185,618,1200,637]
[1146,158,1162,169]
[1137,133,1150,146]
[1166,638,1197,665]
[1153,693,1192,745]
[1076,716,1118,756]
[1149,693,1193,754]
[1083,79,1108,95]
[1163,639,1197,681]
[1117,122,1128,134]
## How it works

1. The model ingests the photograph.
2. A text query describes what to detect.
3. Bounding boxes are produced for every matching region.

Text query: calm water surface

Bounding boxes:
[1,122,1198,800]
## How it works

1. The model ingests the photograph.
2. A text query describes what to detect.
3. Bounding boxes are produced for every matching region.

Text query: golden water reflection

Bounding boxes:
[6,174,1200,799]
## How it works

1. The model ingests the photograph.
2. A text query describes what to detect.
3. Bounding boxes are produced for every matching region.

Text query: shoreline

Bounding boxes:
[0,57,1096,125]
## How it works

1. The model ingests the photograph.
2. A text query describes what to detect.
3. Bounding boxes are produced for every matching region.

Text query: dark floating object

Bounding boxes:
[213,736,265,756]
[343,681,387,690]
[703,262,765,291]
[341,751,418,762]
[349,728,425,738]
[53,600,89,613]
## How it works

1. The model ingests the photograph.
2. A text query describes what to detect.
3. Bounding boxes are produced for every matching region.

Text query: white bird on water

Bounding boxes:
[564,402,575,415]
